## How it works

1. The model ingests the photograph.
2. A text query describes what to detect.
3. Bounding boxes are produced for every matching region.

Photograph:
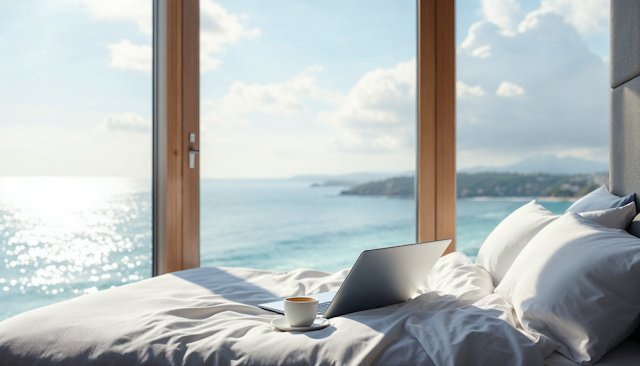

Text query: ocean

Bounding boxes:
[0,177,572,321]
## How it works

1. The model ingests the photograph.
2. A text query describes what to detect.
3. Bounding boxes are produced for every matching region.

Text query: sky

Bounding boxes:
[0,0,611,178]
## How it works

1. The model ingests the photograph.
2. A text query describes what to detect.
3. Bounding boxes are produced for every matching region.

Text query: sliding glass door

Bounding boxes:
[0,1,153,320]
[199,0,418,272]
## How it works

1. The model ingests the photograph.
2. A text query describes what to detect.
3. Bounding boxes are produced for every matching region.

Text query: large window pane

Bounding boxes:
[455,0,610,259]
[199,1,417,272]
[0,1,153,320]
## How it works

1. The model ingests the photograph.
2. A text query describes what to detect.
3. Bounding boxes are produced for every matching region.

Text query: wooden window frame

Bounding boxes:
[153,0,200,275]
[152,0,455,275]
[417,0,456,255]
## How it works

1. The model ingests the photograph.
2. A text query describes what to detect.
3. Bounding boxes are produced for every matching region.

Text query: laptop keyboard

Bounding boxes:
[317,302,331,316]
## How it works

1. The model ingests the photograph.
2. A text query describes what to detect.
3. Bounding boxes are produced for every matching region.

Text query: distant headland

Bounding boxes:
[334,172,608,199]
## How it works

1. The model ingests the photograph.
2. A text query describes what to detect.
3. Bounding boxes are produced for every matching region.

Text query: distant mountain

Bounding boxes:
[290,172,412,184]
[460,155,608,175]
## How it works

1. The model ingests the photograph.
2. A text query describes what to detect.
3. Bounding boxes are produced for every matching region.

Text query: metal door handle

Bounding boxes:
[189,149,199,169]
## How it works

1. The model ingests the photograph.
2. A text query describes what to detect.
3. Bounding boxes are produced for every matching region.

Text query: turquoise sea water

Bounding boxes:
[0,177,572,321]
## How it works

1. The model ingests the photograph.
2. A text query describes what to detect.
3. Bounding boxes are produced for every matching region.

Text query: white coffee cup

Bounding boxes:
[284,297,319,327]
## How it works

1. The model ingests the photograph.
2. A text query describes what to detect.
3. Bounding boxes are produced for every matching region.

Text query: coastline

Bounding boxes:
[341,195,579,202]
[459,196,579,202]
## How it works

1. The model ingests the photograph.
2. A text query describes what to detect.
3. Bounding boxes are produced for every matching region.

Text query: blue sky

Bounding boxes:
[0,0,610,178]
[0,0,152,177]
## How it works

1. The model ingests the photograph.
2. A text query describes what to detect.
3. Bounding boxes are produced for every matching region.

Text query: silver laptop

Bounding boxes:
[259,239,451,319]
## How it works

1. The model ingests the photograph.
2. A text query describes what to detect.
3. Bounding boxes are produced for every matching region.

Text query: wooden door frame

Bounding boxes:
[152,0,456,275]
[153,0,200,275]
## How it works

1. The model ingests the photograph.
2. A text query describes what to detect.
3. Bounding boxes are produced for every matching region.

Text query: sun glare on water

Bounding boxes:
[0,177,151,319]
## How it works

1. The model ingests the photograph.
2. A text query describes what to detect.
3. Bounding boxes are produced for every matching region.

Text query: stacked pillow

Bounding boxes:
[475,186,640,365]
[495,213,640,364]
[476,189,636,286]
[565,185,635,212]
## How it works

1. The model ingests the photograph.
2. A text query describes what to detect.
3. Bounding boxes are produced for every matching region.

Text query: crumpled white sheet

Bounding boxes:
[0,253,543,366]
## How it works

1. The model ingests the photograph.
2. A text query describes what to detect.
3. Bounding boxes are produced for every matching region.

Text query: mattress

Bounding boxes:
[545,339,640,366]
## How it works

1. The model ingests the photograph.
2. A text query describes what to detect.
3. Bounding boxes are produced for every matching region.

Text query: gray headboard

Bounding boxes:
[611,0,640,208]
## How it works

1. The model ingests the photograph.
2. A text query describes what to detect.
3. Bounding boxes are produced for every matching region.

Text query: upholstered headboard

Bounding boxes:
[610,1,640,208]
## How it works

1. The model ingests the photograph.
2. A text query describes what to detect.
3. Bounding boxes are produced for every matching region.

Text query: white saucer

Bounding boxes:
[271,317,330,332]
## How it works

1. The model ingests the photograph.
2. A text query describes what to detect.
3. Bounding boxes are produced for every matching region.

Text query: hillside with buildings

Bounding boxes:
[339,172,608,199]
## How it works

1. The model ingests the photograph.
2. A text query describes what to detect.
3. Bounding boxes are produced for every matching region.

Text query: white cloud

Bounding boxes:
[205,60,418,155]
[220,71,339,116]
[516,0,608,36]
[73,0,152,72]
[223,78,306,115]
[73,0,152,35]
[307,65,324,72]
[457,10,608,168]
[200,0,260,73]
[553,147,609,162]
[319,60,416,153]
[465,0,609,48]
[108,40,152,71]
[76,0,257,73]
[461,21,487,49]
[456,2,610,168]
[480,0,524,36]
[517,8,547,33]
[495,81,525,97]
[471,45,492,59]
[201,68,340,129]
[101,113,150,133]
[200,53,223,73]
[203,60,417,157]
[457,81,486,98]
[535,0,609,35]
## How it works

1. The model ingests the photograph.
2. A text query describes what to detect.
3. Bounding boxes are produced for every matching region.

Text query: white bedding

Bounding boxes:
[0,253,545,365]
[545,339,640,366]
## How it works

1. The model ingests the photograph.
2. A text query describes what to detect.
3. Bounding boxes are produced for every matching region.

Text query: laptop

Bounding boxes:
[259,239,451,319]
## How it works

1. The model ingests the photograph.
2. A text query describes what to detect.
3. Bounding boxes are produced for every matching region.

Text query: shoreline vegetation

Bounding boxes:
[332,172,609,199]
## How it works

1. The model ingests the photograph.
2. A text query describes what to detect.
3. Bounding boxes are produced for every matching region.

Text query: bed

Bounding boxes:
[544,335,640,364]
[2,247,640,366]
[544,341,640,366]
[0,254,544,365]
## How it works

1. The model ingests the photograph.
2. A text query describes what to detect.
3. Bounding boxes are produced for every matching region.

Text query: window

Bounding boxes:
[199,1,418,272]
[455,0,611,259]
[0,0,153,320]
[1,0,457,319]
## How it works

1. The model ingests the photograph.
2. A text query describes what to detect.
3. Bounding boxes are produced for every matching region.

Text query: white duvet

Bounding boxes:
[0,253,544,365]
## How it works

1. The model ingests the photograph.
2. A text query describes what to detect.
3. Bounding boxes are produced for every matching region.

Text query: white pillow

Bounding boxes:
[580,201,636,230]
[566,185,635,213]
[476,200,636,286]
[475,201,556,286]
[495,213,640,365]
